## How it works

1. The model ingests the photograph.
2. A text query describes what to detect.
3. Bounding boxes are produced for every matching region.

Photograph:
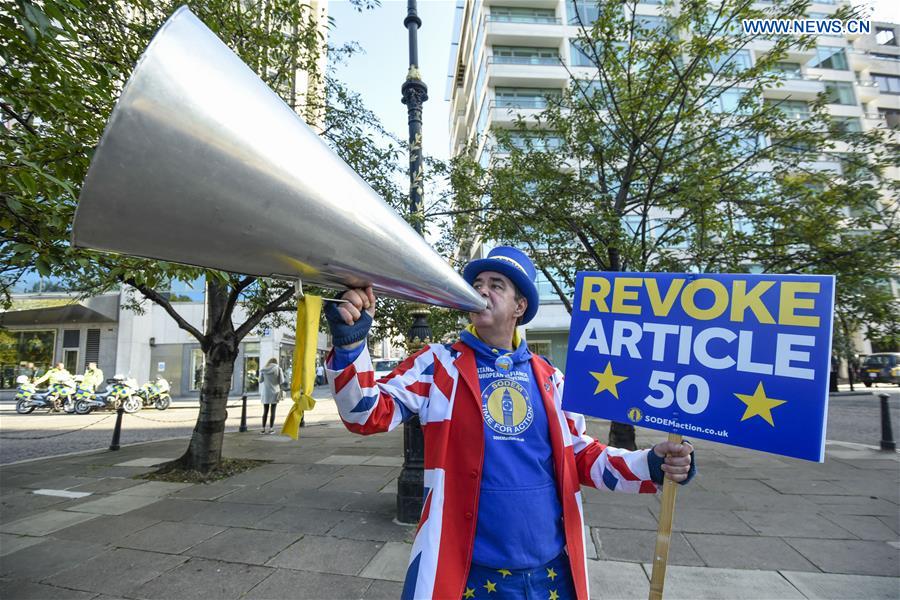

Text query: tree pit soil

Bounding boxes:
[139,458,269,484]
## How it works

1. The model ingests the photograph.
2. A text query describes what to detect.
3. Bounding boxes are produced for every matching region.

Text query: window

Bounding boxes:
[831,116,862,133]
[823,81,856,105]
[875,27,896,46]
[770,62,802,79]
[476,98,490,136]
[190,348,205,391]
[243,342,259,395]
[711,88,750,113]
[491,45,559,65]
[504,131,563,151]
[808,13,842,37]
[569,40,594,67]
[0,329,56,389]
[489,7,557,24]
[708,50,751,74]
[566,1,600,25]
[528,340,553,361]
[635,15,671,40]
[765,99,809,119]
[495,87,561,109]
[808,46,848,70]
[879,108,900,128]
[873,73,900,94]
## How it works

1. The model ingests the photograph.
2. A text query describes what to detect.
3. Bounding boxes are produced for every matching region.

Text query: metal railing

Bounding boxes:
[486,15,562,25]
[488,55,561,66]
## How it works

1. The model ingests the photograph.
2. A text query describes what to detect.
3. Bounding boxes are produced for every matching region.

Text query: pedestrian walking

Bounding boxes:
[258,358,284,434]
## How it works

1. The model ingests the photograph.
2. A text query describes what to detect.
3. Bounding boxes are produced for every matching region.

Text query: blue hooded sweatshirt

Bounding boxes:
[460,330,565,569]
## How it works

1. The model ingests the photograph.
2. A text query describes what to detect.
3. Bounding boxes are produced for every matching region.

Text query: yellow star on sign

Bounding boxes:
[484,580,497,593]
[589,362,627,398]
[546,567,558,581]
[734,382,787,426]
[549,590,560,600]
[496,569,512,578]
[463,587,476,599]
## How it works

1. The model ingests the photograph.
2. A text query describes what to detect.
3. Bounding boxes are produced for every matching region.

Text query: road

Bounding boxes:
[0,388,340,465]
[1,386,897,465]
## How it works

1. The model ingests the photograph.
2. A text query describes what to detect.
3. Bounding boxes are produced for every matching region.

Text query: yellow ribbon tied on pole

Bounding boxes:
[281,294,321,439]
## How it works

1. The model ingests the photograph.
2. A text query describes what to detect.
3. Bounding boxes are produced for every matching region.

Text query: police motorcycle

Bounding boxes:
[74,375,142,415]
[136,377,171,410]
[14,376,58,414]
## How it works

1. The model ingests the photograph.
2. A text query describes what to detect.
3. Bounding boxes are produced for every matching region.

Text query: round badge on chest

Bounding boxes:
[494,354,513,372]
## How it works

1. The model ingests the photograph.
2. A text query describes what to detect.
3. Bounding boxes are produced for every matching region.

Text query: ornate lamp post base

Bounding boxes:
[397,303,430,523]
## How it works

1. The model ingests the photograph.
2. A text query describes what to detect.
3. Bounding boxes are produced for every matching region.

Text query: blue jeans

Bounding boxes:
[463,553,576,599]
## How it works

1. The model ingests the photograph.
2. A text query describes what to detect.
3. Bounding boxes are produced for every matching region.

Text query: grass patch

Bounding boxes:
[139,458,269,484]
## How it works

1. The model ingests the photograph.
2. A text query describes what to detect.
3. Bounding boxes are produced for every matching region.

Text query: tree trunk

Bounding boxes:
[172,279,239,473]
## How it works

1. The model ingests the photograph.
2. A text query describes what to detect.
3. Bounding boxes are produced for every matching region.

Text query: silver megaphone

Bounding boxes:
[72,6,485,313]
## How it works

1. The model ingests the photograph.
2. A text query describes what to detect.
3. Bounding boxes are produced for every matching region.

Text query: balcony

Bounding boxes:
[487,56,568,88]
[490,99,552,123]
[762,76,826,101]
[855,80,880,103]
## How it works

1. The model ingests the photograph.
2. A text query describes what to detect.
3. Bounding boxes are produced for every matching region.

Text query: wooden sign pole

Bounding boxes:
[648,432,683,600]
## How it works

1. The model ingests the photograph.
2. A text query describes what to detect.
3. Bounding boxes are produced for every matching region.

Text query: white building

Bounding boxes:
[447,1,900,368]
[0,288,326,399]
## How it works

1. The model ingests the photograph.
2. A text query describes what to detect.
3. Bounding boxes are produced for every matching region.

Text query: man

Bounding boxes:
[33,362,71,387]
[325,247,694,600]
[83,362,104,391]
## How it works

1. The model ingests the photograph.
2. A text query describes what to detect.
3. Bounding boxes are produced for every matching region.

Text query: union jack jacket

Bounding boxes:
[326,340,659,600]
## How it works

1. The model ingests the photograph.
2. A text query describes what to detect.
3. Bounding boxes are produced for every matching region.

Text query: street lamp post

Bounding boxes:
[396,0,430,524]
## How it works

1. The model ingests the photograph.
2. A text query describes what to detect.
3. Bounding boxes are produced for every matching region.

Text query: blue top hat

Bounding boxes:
[462,246,539,324]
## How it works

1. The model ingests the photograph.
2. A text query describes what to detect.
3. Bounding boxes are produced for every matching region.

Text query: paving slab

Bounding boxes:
[68,477,144,494]
[0,509,99,535]
[0,492,75,522]
[341,491,397,515]
[0,533,42,556]
[594,529,704,566]
[217,463,294,486]
[244,568,373,600]
[733,510,856,539]
[185,528,300,565]
[44,547,187,596]
[760,478,855,496]
[65,494,160,516]
[785,538,900,577]
[117,520,224,554]
[316,454,368,466]
[267,534,383,576]
[727,492,820,512]
[648,508,756,535]
[820,513,900,541]
[131,557,273,600]
[364,456,404,467]
[169,483,241,501]
[52,514,160,545]
[328,513,415,542]
[586,559,648,599]
[184,500,280,528]
[781,570,900,600]
[251,505,347,535]
[804,495,900,516]
[111,481,192,497]
[359,541,411,582]
[645,564,805,599]
[685,533,818,572]
[362,579,406,599]
[123,498,207,521]
[113,457,175,467]
[584,505,658,530]
[0,579,100,599]
[692,477,780,495]
[319,474,393,493]
[0,538,107,580]
[585,526,597,559]
[20,475,97,490]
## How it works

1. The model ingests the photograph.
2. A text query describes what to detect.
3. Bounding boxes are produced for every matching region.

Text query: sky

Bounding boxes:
[327,0,899,163]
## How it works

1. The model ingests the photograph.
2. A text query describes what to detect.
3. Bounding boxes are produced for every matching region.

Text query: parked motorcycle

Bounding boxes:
[136,377,171,410]
[15,376,58,414]
[74,375,141,415]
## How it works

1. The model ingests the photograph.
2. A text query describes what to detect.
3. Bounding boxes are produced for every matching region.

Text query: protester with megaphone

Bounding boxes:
[324,246,696,600]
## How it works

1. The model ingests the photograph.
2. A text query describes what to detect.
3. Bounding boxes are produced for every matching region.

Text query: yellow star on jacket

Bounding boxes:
[549,590,560,600]
[496,569,512,578]
[484,580,497,593]
[546,567,557,581]
[463,587,475,599]
[734,382,787,426]
[589,362,627,398]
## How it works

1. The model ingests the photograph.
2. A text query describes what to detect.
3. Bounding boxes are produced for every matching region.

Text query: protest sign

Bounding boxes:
[562,272,835,462]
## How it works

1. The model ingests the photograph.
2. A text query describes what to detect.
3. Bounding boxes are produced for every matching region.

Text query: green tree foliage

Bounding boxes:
[443,0,899,447]
[1,0,426,471]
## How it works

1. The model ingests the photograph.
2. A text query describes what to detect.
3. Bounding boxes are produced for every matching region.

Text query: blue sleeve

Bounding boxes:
[331,343,365,370]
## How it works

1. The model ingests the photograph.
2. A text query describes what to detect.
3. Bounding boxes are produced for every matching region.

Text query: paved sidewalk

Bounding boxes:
[1,411,897,599]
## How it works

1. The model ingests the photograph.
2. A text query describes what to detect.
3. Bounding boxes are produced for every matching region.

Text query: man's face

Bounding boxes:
[55,362,64,370]
[469,270,526,332]
[88,363,97,370]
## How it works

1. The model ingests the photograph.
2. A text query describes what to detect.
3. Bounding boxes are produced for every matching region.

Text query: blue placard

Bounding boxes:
[561,272,835,462]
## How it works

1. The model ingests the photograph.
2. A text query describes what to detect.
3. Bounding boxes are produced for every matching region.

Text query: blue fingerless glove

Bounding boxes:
[647,443,697,486]
[324,300,373,346]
